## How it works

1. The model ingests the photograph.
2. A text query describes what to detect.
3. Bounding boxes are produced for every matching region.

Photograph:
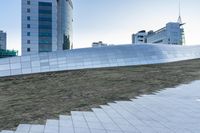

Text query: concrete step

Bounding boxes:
[44,119,59,133]
[1,80,200,133]
[59,115,74,133]
[1,131,14,133]
[15,124,31,133]
[29,125,45,133]
[71,111,90,133]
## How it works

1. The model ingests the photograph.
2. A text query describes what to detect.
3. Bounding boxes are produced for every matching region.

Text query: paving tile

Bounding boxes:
[15,124,31,133]
[29,125,45,133]
[74,127,90,133]
[59,115,74,133]
[90,129,107,133]
[1,131,14,133]
[2,80,200,133]
[44,120,59,133]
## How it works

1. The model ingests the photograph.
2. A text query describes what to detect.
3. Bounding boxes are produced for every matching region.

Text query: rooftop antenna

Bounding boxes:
[177,0,183,24]
[177,0,185,45]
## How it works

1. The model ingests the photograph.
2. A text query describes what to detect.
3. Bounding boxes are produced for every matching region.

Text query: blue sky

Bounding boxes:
[0,0,200,54]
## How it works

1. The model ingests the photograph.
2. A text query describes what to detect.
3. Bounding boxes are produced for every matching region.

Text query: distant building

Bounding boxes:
[147,22,185,45]
[22,0,73,55]
[132,30,147,44]
[92,41,108,47]
[0,31,18,58]
[132,22,185,45]
[0,31,6,50]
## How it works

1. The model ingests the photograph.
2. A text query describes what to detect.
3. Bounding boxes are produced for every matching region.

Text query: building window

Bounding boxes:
[27,24,30,28]
[39,2,52,6]
[27,40,31,44]
[39,10,52,14]
[27,8,31,13]
[27,16,30,21]
[27,48,31,52]
[27,32,30,36]
[27,1,31,5]
[38,2,53,53]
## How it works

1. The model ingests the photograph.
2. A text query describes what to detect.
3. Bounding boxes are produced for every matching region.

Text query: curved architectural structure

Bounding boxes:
[1,44,200,77]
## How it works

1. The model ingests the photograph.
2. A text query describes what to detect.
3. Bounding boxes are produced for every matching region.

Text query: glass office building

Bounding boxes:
[57,0,73,50]
[22,0,73,55]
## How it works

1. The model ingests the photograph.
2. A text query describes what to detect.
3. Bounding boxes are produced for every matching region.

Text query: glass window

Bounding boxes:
[38,1,53,53]
[39,25,52,29]
[27,24,30,28]
[39,10,52,14]
[39,33,52,37]
[27,48,31,52]
[27,32,30,36]
[39,17,52,22]
[39,39,51,44]
[39,2,52,6]
[27,16,30,21]
[27,1,31,5]
[27,40,31,44]
[27,8,31,13]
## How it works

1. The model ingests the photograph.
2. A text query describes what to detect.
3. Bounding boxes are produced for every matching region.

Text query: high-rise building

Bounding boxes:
[0,30,6,50]
[57,0,73,51]
[22,0,73,55]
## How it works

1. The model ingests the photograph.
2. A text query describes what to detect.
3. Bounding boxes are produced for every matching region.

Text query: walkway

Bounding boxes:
[1,81,200,133]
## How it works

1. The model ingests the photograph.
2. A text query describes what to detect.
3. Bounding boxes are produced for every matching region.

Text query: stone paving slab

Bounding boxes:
[1,80,200,133]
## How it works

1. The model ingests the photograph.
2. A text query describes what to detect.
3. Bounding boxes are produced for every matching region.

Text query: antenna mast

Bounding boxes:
[177,0,182,24]
[177,0,185,45]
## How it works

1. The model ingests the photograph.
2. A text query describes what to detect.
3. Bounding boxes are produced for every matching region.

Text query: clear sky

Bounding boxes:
[0,0,200,54]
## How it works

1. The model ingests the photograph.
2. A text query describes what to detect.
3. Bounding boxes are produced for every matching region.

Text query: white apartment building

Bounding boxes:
[132,22,185,45]
[147,22,184,45]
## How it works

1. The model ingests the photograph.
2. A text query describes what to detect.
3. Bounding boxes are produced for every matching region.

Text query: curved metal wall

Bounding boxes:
[0,44,200,77]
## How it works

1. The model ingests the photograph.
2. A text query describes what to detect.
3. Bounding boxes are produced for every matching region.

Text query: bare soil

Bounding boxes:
[1,59,200,130]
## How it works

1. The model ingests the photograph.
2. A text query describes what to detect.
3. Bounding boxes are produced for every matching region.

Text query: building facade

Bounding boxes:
[147,22,184,45]
[22,0,73,55]
[57,0,73,50]
[0,31,6,50]
[132,22,185,45]
[132,30,147,44]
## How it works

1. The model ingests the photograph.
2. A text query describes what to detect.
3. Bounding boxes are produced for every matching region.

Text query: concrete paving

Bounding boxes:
[1,80,200,133]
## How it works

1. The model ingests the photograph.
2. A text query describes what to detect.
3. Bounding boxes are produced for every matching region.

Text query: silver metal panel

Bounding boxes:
[1,44,200,77]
